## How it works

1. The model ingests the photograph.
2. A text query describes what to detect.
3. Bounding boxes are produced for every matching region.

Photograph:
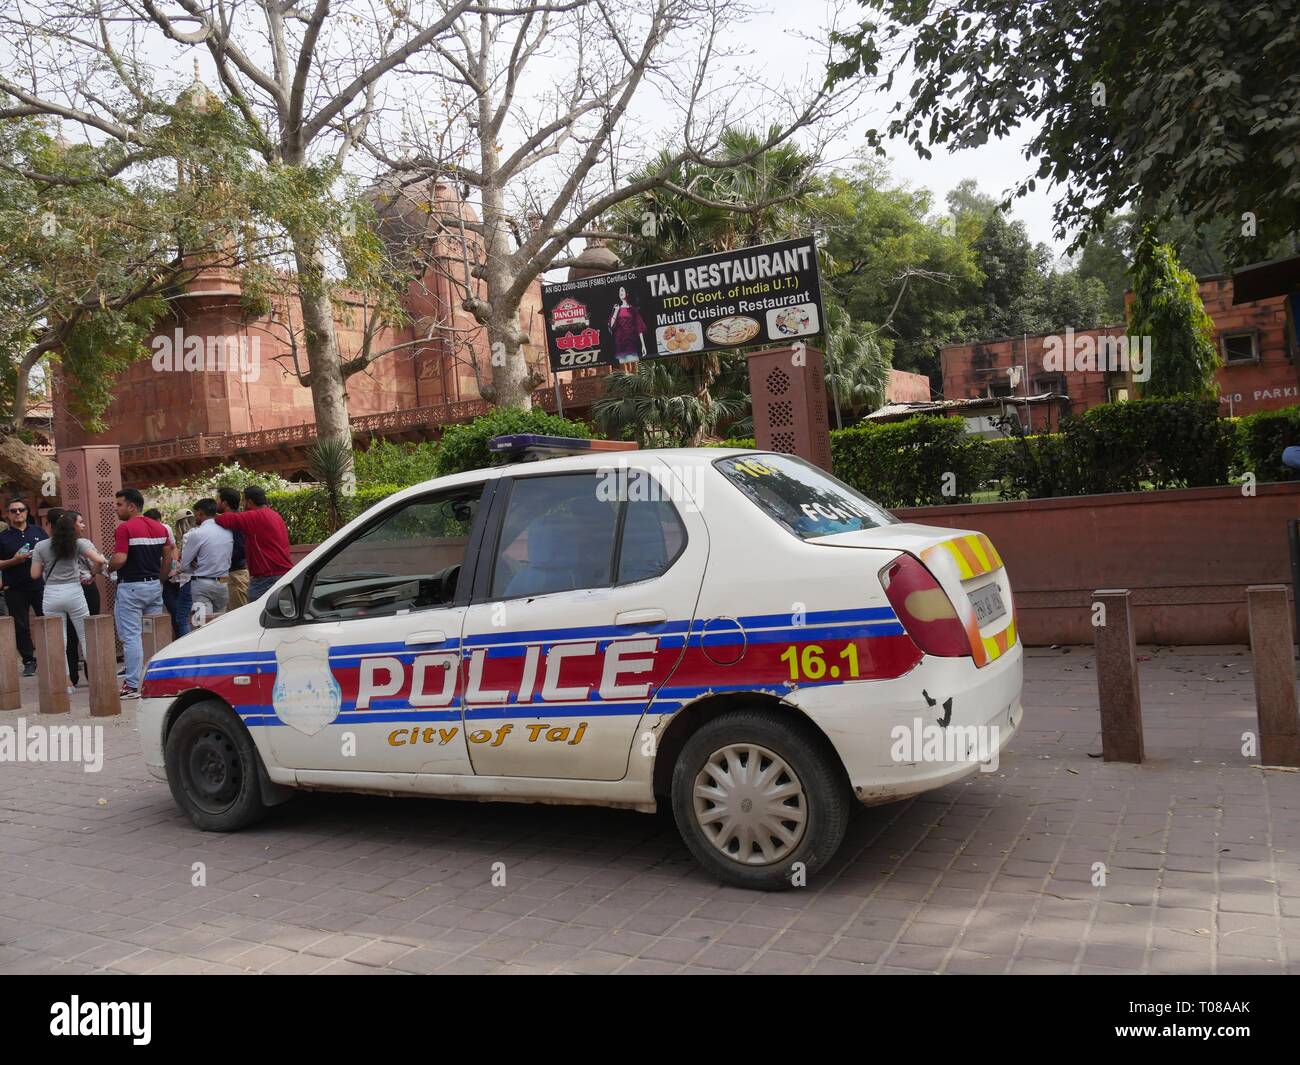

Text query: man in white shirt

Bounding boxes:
[182,498,234,620]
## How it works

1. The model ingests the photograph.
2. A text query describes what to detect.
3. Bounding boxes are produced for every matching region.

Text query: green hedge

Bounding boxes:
[986,397,1234,499]
[1237,407,1300,481]
[1078,397,1233,491]
[832,416,989,506]
[268,484,400,545]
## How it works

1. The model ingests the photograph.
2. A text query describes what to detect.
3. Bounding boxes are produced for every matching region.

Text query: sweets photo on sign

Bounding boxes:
[541,236,825,372]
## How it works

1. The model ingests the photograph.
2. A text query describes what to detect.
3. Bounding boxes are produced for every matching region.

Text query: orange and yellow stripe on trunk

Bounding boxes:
[931,532,1004,581]
[981,616,1017,664]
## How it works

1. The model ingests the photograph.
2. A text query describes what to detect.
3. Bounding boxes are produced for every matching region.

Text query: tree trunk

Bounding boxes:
[291,236,356,489]
[479,172,534,409]
[0,432,57,494]
[486,312,536,410]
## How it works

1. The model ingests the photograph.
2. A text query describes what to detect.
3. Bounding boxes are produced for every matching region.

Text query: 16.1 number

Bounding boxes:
[780,643,859,681]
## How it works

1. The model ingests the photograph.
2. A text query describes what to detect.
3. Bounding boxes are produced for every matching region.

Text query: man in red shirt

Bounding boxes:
[214,485,293,602]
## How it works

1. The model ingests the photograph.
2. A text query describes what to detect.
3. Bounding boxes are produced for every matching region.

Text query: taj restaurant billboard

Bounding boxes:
[540,236,823,372]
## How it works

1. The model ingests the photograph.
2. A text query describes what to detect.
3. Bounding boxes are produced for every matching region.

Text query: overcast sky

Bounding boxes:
[733,3,1069,259]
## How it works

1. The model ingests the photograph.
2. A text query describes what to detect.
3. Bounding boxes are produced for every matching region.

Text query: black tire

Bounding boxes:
[164,700,269,832]
[671,709,851,891]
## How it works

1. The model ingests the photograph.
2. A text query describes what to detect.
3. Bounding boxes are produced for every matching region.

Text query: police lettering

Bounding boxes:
[358,639,660,709]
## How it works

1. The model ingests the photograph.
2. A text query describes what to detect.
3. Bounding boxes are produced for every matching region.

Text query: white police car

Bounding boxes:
[140,436,1022,890]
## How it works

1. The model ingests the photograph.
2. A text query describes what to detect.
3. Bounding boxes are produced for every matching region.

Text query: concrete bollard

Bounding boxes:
[0,616,20,710]
[32,616,70,715]
[142,612,173,664]
[1092,588,1144,763]
[1246,585,1300,767]
[84,614,121,718]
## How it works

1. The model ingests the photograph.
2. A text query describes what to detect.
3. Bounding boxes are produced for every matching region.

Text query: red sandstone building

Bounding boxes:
[938,276,1297,427]
[53,180,614,487]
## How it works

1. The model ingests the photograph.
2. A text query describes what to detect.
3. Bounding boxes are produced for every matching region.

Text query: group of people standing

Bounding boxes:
[0,484,293,699]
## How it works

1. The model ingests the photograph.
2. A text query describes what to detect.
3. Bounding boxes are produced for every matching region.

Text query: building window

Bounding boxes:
[1221,331,1259,364]
[1108,386,1130,403]
[1034,376,1065,396]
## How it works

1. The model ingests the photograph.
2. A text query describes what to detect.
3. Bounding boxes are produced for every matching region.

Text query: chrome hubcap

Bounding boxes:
[692,743,807,865]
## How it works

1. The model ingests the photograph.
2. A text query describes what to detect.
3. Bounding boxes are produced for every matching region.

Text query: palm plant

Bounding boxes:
[307,435,355,534]
[823,301,893,426]
[592,355,751,447]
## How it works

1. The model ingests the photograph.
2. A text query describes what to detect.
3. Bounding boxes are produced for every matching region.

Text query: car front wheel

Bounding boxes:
[164,700,270,832]
[671,709,851,890]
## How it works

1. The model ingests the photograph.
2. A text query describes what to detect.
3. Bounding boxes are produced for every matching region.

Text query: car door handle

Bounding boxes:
[405,630,447,646]
[614,608,667,627]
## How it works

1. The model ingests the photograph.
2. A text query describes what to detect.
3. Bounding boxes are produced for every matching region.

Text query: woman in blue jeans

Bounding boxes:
[30,514,107,694]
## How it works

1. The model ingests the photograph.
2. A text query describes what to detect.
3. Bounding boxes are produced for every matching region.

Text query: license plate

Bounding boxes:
[969,582,1007,627]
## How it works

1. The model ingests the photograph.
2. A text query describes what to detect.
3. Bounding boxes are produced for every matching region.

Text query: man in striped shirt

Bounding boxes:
[108,488,173,699]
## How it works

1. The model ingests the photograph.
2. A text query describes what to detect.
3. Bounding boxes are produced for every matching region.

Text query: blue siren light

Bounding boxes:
[487,434,641,462]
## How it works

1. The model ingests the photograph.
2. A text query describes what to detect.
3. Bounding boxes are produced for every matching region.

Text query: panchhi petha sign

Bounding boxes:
[540,236,824,372]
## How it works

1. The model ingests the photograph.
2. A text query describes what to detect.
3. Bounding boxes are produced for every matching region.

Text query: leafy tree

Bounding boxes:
[0,112,255,485]
[1074,207,1294,320]
[1074,214,1137,320]
[1,1,492,471]
[946,187,1111,342]
[816,163,978,380]
[1127,230,1219,399]
[828,1,1300,258]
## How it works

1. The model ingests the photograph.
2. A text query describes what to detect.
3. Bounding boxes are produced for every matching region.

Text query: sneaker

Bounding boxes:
[119,684,139,700]
[116,667,126,677]
[66,686,76,696]
[22,661,36,677]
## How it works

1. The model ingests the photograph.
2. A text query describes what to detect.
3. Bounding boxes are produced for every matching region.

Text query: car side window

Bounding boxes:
[491,474,619,599]
[617,497,686,584]
[305,486,482,620]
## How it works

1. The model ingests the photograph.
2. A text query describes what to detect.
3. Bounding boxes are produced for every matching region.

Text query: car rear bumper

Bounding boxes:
[783,643,1023,804]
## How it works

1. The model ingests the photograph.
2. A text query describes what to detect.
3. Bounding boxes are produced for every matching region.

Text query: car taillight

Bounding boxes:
[880,553,971,658]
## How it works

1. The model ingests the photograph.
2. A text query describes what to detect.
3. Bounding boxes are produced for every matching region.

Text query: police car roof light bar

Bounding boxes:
[488,434,640,462]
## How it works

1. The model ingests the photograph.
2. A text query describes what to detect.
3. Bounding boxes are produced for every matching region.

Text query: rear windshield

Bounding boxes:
[713,453,896,540]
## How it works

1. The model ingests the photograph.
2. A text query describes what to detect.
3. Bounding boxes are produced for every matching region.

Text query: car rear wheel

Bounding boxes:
[164,701,269,831]
[671,709,851,890]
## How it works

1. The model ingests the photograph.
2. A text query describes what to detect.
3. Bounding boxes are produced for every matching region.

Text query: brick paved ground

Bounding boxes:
[1,646,1297,975]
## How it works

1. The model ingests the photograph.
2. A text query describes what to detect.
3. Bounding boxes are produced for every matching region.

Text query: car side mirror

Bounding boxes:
[273,585,298,620]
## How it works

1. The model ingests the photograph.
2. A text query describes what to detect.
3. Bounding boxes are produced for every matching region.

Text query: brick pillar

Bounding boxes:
[1247,585,1300,767]
[143,612,173,666]
[0,616,19,710]
[84,615,121,718]
[1093,589,1144,763]
[745,345,832,473]
[32,616,70,714]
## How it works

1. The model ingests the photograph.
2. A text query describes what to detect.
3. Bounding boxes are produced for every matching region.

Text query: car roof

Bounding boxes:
[385,446,758,500]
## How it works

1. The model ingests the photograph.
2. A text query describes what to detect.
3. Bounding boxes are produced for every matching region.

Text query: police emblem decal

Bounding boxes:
[272,637,343,734]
